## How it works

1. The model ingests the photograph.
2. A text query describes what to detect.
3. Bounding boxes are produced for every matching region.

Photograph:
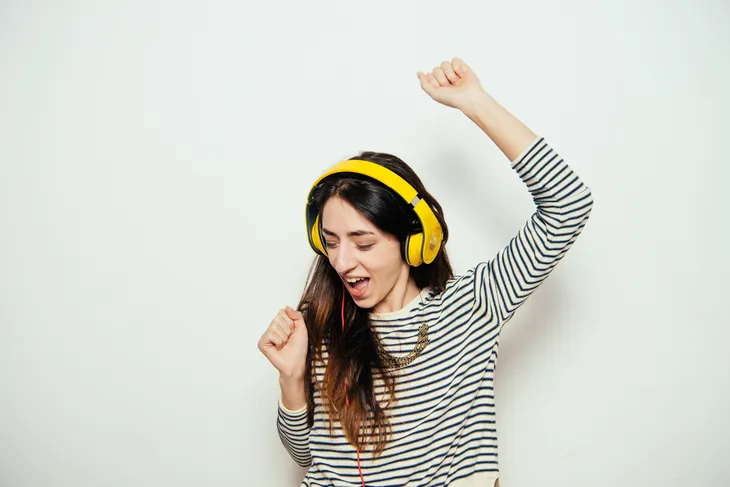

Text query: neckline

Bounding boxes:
[368,287,431,321]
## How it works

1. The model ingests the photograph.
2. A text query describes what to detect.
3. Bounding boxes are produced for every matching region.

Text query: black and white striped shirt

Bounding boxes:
[277,137,594,486]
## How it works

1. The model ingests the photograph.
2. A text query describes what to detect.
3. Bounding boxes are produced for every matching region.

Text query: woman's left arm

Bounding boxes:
[419,58,594,325]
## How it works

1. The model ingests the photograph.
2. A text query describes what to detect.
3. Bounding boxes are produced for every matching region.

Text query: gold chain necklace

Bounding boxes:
[374,323,429,369]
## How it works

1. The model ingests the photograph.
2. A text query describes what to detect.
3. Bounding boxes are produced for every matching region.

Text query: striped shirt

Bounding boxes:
[277,137,594,486]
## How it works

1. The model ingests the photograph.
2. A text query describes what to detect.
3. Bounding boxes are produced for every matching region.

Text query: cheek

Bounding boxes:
[367,241,403,276]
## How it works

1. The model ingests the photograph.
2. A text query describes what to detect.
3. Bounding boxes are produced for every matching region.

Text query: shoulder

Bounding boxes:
[426,262,489,306]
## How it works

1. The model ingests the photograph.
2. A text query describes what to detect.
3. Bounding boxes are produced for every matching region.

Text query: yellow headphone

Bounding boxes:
[305,159,443,267]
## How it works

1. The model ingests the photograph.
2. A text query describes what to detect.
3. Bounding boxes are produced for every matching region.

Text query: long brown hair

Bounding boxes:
[296,151,454,456]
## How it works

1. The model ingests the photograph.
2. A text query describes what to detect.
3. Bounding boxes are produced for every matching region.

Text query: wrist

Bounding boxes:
[279,374,307,412]
[460,91,499,121]
[279,373,305,389]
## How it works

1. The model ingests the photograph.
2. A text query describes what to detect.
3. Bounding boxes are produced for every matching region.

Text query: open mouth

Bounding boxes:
[344,277,370,297]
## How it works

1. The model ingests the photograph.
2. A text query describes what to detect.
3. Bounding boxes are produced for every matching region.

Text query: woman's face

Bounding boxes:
[320,196,408,311]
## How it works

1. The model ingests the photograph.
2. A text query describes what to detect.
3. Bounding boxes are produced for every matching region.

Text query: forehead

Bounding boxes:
[320,197,378,234]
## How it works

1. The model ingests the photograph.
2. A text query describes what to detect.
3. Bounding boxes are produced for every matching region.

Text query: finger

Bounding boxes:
[417,71,437,95]
[426,73,440,90]
[431,67,449,86]
[273,318,292,339]
[257,335,267,353]
[441,61,460,85]
[418,71,433,93]
[259,338,284,368]
[269,329,287,350]
[258,328,280,351]
[451,57,469,77]
[284,306,303,323]
[278,309,295,328]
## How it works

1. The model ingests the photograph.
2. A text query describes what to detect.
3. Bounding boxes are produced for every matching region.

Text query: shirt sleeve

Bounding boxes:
[276,398,312,468]
[472,136,594,330]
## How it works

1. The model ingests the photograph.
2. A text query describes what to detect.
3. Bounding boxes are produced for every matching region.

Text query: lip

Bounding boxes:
[343,277,370,299]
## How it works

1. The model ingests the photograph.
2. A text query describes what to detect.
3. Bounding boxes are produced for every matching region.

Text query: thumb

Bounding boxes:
[285,306,303,322]
[417,71,439,96]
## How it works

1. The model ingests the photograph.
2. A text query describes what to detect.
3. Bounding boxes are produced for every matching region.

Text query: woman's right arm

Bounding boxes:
[258,306,312,467]
[276,376,312,467]
[280,375,307,411]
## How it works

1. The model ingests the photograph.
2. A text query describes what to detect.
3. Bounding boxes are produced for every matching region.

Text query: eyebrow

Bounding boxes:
[321,227,375,237]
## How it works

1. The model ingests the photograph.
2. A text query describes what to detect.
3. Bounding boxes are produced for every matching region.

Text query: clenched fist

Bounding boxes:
[258,306,309,380]
[417,57,488,112]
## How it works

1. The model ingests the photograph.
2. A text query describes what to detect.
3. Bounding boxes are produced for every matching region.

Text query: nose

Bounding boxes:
[331,243,357,274]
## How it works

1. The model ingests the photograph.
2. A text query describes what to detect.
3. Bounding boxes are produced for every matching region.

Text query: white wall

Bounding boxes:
[1,1,728,486]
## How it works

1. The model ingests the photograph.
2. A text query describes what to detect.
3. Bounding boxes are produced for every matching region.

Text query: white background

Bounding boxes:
[1,1,728,486]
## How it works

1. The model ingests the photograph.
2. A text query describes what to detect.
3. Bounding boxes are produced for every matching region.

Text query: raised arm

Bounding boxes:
[418,58,593,328]
[471,136,593,327]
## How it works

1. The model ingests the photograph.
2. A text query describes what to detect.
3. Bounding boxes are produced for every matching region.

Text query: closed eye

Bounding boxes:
[324,242,374,251]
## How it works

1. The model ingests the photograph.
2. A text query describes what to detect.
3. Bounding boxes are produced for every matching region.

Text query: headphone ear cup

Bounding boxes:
[310,214,328,256]
[422,227,442,265]
[405,233,424,267]
[402,236,410,265]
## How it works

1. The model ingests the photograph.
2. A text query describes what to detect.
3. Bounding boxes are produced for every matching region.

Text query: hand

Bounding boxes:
[417,58,488,112]
[257,306,309,380]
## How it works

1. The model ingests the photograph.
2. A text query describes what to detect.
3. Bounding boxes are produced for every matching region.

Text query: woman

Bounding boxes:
[257,57,594,487]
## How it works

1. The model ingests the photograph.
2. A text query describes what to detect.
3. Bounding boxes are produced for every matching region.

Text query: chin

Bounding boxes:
[350,292,377,309]
[351,295,372,308]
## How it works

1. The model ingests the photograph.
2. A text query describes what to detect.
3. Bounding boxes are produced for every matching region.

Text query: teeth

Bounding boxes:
[346,277,366,283]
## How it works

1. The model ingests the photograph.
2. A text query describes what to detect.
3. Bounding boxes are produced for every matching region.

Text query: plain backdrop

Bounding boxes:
[1,1,728,486]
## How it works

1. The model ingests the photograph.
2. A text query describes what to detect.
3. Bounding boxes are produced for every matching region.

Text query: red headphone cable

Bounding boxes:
[342,285,365,487]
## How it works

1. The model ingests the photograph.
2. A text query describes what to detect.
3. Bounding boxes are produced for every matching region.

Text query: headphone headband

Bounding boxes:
[305,159,443,266]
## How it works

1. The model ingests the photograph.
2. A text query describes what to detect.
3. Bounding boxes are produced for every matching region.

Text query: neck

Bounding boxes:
[372,268,421,314]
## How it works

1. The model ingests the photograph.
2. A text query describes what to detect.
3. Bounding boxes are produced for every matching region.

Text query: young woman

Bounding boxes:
[257,57,594,487]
